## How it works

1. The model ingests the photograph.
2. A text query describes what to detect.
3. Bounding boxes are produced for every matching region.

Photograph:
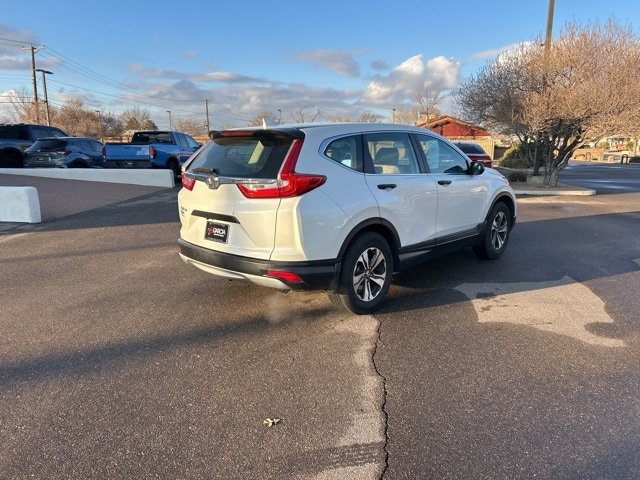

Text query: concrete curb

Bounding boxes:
[513,187,596,196]
[0,168,175,188]
[0,186,41,223]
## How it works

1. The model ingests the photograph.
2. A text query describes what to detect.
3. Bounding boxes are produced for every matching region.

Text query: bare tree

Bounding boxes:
[248,111,279,126]
[6,86,40,123]
[392,105,421,125]
[120,106,156,131]
[457,19,640,186]
[328,111,381,123]
[175,117,207,136]
[415,85,445,123]
[289,104,323,123]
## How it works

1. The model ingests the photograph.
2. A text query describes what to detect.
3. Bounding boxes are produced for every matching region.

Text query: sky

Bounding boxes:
[0,0,638,130]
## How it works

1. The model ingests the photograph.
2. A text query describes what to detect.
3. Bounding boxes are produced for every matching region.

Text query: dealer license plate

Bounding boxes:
[205,221,228,243]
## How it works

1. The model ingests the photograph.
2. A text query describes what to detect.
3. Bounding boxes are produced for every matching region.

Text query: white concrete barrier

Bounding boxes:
[0,168,175,188]
[0,186,41,223]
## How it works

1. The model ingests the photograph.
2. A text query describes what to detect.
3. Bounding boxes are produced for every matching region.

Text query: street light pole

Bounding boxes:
[22,44,44,122]
[36,69,53,126]
[544,0,555,65]
[166,110,172,129]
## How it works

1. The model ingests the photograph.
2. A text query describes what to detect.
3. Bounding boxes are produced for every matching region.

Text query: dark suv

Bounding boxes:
[24,137,105,168]
[0,123,68,167]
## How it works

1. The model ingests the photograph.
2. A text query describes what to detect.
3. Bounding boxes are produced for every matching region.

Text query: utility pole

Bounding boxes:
[22,44,44,123]
[204,99,210,133]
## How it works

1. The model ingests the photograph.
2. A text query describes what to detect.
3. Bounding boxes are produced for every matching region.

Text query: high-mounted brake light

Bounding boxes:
[236,139,326,199]
[220,130,255,137]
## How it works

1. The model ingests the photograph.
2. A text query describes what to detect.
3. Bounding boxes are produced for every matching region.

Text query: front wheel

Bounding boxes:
[473,202,512,259]
[330,232,393,315]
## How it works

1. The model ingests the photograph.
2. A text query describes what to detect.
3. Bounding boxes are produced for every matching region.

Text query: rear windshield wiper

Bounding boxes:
[191,167,220,175]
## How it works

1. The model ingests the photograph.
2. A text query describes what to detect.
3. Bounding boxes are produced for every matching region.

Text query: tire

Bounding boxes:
[473,202,512,259]
[167,159,180,179]
[0,153,23,168]
[330,232,393,315]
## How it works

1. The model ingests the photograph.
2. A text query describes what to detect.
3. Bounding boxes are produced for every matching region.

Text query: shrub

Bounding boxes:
[498,143,533,169]
[507,170,529,182]
[630,156,640,163]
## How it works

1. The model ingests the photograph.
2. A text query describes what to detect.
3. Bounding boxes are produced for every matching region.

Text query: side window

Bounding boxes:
[176,133,188,148]
[48,128,67,138]
[91,140,103,152]
[78,140,91,151]
[364,132,419,175]
[31,127,52,140]
[416,135,469,174]
[324,135,362,172]
[183,134,200,149]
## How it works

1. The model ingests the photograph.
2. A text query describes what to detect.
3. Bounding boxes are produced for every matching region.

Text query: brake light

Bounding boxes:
[101,146,106,158]
[236,139,326,199]
[150,147,157,159]
[181,172,196,190]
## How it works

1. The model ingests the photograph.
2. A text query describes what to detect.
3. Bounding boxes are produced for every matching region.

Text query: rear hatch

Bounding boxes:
[178,129,308,260]
[25,139,69,166]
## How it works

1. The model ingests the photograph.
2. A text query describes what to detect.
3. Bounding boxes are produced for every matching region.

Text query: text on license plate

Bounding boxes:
[205,221,228,243]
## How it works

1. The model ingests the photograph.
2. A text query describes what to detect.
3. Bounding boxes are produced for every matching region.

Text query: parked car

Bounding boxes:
[24,137,104,168]
[453,142,492,168]
[0,123,68,167]
[178,123,517,314]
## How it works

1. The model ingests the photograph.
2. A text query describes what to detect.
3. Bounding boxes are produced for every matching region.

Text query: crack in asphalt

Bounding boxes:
[372,316,390,479]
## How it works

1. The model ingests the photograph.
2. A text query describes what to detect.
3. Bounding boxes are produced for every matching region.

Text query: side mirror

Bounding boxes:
[470,161,485,175]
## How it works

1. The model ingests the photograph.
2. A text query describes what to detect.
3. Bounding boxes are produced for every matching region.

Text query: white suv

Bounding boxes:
[178,123,516,314]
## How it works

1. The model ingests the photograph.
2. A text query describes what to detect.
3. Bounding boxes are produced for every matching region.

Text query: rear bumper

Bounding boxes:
[104,160,154,169]
[178,238,340,291]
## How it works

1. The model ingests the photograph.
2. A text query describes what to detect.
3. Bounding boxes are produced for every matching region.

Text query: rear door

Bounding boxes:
[362,131,439,247]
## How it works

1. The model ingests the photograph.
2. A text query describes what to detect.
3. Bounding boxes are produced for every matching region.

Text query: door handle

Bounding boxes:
[438,180,452,185]
[377,184,397,190]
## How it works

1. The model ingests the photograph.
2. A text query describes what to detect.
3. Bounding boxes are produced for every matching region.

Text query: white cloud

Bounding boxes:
[468,42,528,63]
[360,54,461,106]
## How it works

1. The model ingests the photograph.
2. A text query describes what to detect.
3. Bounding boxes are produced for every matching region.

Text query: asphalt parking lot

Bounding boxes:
[2,162,640,478]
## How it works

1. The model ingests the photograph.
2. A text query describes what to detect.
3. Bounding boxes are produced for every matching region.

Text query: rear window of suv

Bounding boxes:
[186,133,294,179]
[27,139,68,151]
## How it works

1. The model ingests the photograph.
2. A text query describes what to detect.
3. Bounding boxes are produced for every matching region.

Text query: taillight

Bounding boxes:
[236,139,326,199]
[101,146,106,158]
[150,147,157,159]
[181,172,196,190]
